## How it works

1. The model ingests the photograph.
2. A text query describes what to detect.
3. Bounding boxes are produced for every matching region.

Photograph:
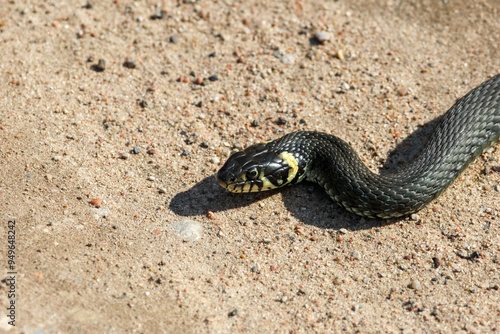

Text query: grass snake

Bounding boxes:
[216,75,500,219]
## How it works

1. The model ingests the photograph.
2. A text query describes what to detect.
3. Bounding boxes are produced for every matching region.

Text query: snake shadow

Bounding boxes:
[168,175,280,216]
[169,115,444,231]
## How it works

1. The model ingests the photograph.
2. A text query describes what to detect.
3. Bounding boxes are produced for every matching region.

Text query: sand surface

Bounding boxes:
[1,0,499,332]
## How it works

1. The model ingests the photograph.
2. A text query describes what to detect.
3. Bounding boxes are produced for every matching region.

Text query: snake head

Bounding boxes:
[216,143,299,193]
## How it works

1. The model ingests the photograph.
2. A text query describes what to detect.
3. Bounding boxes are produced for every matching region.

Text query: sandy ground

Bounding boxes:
[0,0,499,333]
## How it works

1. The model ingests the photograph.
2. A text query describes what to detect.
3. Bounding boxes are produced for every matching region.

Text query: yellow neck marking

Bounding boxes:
[279,152,299,185]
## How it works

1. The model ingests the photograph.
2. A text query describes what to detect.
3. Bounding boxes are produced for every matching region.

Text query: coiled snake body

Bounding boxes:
[216,75,500,219]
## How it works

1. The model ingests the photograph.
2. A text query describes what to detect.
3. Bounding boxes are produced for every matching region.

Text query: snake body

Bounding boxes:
[216,75,500,219]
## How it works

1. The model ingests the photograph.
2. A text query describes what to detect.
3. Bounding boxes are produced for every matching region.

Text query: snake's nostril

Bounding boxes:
[216,171,234,185]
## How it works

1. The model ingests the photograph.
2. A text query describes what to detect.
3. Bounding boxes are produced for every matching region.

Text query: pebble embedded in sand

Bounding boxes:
[172,220,202,242]
[90,198,103,207]
[314,31,331,43]
[280,54,295,64]
[410,279,421,290]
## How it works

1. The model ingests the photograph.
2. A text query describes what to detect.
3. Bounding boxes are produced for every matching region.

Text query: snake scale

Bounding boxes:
[216,75,500,219]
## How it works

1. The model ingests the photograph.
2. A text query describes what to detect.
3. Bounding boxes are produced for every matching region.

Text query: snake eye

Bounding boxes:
[246,168,259,180]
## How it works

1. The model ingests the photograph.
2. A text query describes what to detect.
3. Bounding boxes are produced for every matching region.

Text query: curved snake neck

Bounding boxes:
[264,75,500,219]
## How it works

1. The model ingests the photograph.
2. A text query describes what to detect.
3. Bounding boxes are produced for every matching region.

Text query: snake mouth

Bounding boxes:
[215,171,265,193]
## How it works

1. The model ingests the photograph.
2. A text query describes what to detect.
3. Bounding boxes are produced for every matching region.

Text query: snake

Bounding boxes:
[216,74,500,219]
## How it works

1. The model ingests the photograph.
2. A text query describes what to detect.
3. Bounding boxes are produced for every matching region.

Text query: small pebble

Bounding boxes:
[169,35,178,44]
[150,12,164,20]
[147,175,155,181]
[250,264,260,273]
[52,155,62,161]
[251,119,260,127]
[208,75,218,81]
[457,249,469,258]
[172,220,202,242]
[91,198,103,207]
[181,150,190,156]
[340,82,350,91]
[228,309,238,317]
[314,31,331,43]
[96,59,106,71]
[410,213,420,221]
[158,187,167,194]
[351,304,363,311]
[275,116,287,125]
[338,228,348,234]
[306,51,315,60]
[397,86,408,96]
[208,52,216,57]
[121,153,130,160]
[139,100,148,108]
[123,60,136,69]
[210,157,220,164]
[352,251,361,260]
[464,322,478,334]
[132,147,140,154]
[410,279,421,290]
[280,54,295,64]
[147,149,157,155]
[336,49,344,61]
